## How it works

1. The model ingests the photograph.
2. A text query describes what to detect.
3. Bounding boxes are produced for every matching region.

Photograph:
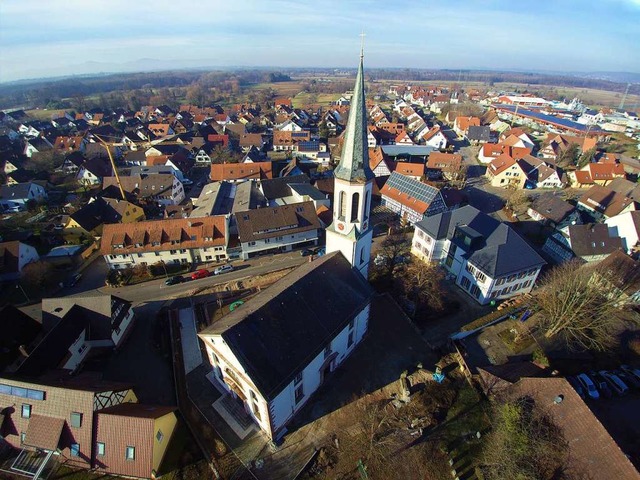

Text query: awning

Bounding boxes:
[24,415,65,452]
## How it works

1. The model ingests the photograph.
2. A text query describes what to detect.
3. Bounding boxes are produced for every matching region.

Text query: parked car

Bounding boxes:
[588,371,612,398]
[616,370,640,390]
[191,269,210,280]
[576,373,600,399]
[62,273,82,288]
[213,264,234,275]
[566,376,585,398]
[165,275,184,286]
[182,178,193,186]
[599,371,629,396]
[620,365,640,383]
[300,249,314,257]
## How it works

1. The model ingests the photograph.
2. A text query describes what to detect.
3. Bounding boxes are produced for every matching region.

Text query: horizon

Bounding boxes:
[1,0,640,83]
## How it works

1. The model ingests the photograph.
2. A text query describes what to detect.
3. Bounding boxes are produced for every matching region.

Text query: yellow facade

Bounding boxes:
[487,164,527,188]
[152,412,178,473]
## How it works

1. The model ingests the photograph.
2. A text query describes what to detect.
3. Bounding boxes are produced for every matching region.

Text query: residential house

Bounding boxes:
[239,133,265,152]
[527,193,579,231]
[394,162,425,180]
[540,134,598,161]
[426,152,463,181]
[235,201,320,259]
[210,162,273,183]
[273,130,311,152]
[411,205,545,304]
[0,241,40,281]
[577,185,636,221]
[500,128,535,150]
[198,252,374,440]
[76,157,113,186]
[0,182,47,212]
[380,172,448,225]
[64,197,144,243]
[485,153,529,188]
[420,125,448,149]
[257,176,329,210]
[524,159,564,189]
[103,174,185,206]
[94,403,177,479]
[453,116,480,138]
[147,124,174,138]
[0,374,177,479]
[466,126,491,144]
[368,147,393,177]
[12,295,137,375]
[101,216,229,269]
[596,249,640,305]
[478,143,531,164]
[569,162,626,188]
[605,210,640,255]
[543,223,624,263]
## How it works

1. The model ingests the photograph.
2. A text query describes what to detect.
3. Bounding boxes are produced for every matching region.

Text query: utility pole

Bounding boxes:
[94,134,126,201]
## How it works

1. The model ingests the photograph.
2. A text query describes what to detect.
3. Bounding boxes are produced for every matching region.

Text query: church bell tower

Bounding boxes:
[326,47,375,278]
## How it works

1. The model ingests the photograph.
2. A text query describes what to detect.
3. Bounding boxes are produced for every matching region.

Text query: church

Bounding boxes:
[198,50,375,440]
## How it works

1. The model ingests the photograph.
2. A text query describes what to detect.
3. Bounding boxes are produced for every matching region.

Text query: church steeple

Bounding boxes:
[326,46,375,279]
[333,52,375,184]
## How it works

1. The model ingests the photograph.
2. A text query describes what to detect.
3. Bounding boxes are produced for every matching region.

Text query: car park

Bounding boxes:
[213,264,234,275]
[576,373,599,399]
[191,269,210,280]
[599,371,629,396]
[566,376,585,398]
[165,275,184,286]
[620,365,640,383]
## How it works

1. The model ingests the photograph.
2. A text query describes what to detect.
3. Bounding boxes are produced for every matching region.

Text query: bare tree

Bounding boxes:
[378,233,411,276]
[399,260,446,316]
[504,188,531,216]
[21,261,55,290]
[533,260,640,351]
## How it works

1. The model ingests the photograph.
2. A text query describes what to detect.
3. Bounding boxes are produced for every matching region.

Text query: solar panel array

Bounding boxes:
[386,172,438,204]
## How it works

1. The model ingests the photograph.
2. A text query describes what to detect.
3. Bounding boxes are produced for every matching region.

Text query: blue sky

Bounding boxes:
[1,0,639,82]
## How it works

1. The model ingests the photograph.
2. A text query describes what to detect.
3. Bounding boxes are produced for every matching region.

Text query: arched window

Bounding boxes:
[364,191,370,220]
[339,191,347,220]
[351,192,360,222]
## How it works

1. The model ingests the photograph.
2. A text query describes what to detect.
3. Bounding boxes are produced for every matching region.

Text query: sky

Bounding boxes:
[1,0,639,83]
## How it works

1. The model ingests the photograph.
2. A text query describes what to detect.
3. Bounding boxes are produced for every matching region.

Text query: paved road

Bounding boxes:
[69,252,309,305]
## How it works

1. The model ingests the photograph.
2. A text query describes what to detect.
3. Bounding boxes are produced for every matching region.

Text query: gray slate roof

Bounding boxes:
[333,56,375,183]
[568,224,623,257]
[415,205,545,277]
[200,252,374,400]
[529,193,575,224]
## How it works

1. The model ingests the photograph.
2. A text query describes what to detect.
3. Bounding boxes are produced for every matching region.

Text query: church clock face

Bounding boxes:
[337,222,345,231]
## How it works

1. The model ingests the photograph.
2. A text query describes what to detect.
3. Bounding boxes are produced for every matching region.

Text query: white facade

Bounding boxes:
[411,226,542,305]
[76,167,102,186]
[104,245,227,270]
[202,303,369,439]
[0,183,47,211]
[423,131,448,149]
[326,175,374,279]
[240,230,318,260]
[606,212,640,254]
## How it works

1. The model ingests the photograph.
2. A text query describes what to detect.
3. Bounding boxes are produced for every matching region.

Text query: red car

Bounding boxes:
[191,269,210,280]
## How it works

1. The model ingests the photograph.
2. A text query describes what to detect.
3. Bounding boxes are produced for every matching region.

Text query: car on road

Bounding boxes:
[191,269,210,280]
[599,371,629,396]
[165,275,184,286]
[213,264,234,275]
[576,373,600,399]
[63,273,82,288]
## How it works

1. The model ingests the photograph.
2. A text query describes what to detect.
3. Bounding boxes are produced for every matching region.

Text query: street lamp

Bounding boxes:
[160,260,169,278]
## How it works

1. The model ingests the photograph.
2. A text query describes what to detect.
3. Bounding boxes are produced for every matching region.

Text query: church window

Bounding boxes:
[339,191,346,220]
[351,193,360,222]
[364,192,370,220]
[360,247,365,265]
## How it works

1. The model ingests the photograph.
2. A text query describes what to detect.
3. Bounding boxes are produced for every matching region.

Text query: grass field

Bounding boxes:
[246,81,305,96]
[25,108,67,120]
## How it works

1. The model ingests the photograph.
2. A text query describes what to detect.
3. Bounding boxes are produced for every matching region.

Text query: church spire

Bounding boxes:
[333,48,375,184]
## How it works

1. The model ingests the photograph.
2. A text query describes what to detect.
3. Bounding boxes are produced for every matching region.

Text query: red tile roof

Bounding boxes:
[427,152,462,172]
[394,162,425,177]
[209,161,273,181]
[379,183,430,215]
[24,415,65,451]
[101,216,227,255]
